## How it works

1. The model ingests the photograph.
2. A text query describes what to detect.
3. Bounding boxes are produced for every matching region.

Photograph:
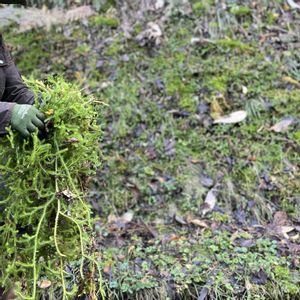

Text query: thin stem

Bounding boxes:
[32,195,55,299]
[54,198,67,258]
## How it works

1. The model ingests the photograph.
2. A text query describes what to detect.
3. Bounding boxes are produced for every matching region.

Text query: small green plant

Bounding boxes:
[230,5,252,17]
[0,78,104,299]
[89,15,119,28]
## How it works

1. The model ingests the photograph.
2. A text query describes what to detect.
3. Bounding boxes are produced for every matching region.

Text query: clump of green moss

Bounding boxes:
[215,38,254,52]
[89,15,119,28]
[0,78,103,299]
[230,5,252,16]
[74,43,92,55]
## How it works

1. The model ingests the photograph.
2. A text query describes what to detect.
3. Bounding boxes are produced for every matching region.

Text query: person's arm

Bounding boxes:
[0,36,44,137]
[2,60,35,105]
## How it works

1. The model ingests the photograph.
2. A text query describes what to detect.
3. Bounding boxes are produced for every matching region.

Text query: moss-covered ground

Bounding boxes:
[3,0,300,298]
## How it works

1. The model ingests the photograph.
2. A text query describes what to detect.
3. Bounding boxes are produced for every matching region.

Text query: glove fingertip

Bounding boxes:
[38,112,45,121]
[22,130,30,138]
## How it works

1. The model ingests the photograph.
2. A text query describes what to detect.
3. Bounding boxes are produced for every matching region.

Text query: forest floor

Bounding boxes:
[2,0,300,299]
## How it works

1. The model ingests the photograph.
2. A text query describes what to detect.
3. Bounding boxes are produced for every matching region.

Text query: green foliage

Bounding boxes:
[101,231,298,299]
[89,15,119,28]
[230,5,252,16]
[192,0,213,15]
[74,44,91,55]
[0,78,103,299]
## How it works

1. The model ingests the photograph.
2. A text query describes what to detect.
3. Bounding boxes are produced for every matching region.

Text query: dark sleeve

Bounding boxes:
[2,62,35,105]
[0,35,35,134]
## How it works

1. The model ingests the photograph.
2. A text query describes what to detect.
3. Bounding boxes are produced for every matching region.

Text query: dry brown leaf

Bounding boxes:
[128,245,135,254]
[274,225,295,239]
[213,110,247,124]
[107,214,117,223]
[38,280,51,289]
[103,265,111,273]
[282,76,300,86]
[107,211,134,224]
[189,219,208,228]
[169,235,187,241]
[270,117,295,133]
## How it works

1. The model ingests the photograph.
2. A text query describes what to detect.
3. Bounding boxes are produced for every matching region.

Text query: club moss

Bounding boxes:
[0,78,103,299]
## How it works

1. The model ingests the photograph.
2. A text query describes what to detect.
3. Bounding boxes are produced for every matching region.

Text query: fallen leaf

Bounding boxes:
[107,211,134,225]
[174,214,187,225]
[61,189,74,199]
[287,0,300,9]
[281,225,295,239]
[64,137,79,144]
[282,76,300,86]
[128,245,135,254]
[121,211,134,224]
[188,218,208,228]
[190,37,201,45]
[38,280,51,289]
[213,110,247,124]
[281,226,295,234]
[155,0,165,9]
[242,86,248,95]
[103,265,111,274]
[201,189,217,216]
[290,233,299,242]
[168,234,187,241]
[270,117,295,133]
[107,214,117,223]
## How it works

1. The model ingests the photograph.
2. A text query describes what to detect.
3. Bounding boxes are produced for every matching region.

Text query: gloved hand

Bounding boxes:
[10,104,45,138]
